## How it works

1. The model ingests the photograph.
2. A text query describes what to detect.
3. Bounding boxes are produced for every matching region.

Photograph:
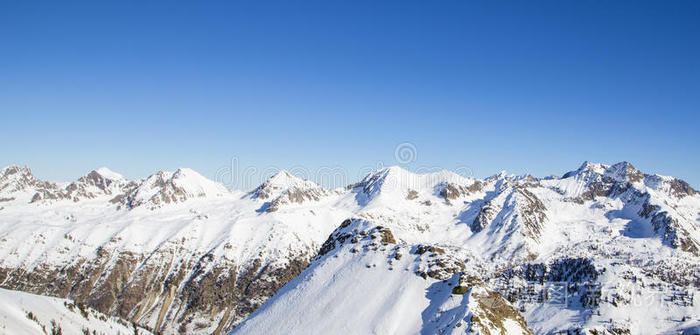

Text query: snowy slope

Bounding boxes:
[232,218,531,335]
[0,162,699,334]
[0,166,352,334]
[232,162,700,335]
[0,288,152,335]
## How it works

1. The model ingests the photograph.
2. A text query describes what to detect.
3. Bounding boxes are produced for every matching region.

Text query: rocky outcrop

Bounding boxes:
[644,207,700,255]
[514,187,547,239]
[439,180,483,201]
[471,186,546,240]
[317,219,398,257]
[266,186,329,212]
[0,243,314,335]
[451,274,533,335]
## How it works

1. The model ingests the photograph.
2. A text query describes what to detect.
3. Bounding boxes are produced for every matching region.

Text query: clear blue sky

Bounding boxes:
[1,0,699,188]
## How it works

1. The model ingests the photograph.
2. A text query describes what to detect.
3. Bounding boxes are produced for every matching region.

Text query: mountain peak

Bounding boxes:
[252,170,321,200]
[118,168,229,209]
[93,167,125,181]
[604,161,644,183]
[1,165,48,198]
[354,166,477,202]
[266,170,296,184]
[63,167,130,200]
[561,161,608,179]
[1,165,33,179]
[170,168,229,195]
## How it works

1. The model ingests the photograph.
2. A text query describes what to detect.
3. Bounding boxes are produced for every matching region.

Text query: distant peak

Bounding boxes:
[562,161,608,179]
[561,161,647,184]
[118,167,229,209]
[93,167,125,181]
[267,170,295,182]
[1,165,32,177]
[252,170,322,200]
[262,170,317,188]
[486,170,510,181]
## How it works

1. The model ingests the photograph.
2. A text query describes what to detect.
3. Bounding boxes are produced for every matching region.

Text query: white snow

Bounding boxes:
[94,167,125,181]
[0,162,699,334]
[0,288,152,335]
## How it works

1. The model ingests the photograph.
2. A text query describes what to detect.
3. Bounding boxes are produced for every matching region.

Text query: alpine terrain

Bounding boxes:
[0,162,699,335]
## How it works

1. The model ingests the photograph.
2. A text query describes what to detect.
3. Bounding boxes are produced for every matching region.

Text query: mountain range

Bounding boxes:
[0,162,698,335]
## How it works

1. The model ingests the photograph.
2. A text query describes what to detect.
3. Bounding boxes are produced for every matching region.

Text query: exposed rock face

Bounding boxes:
[439,180,483,201]
[450,274,533,335]
[472,199,498,233]
[266,186,329,212]
[514,187,547,240]
[0,243,314,334]
[470,186,547,250]
[317,218,387,256]
[30,187,71,203]
[668,178,697,198]
[406,189,419,200]
[644,207,700,255]
[412,246,465,280]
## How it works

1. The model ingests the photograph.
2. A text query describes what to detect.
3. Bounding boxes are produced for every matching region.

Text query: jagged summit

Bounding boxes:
[250,170,322,200]
[558,161,696,198]
[561,161,608,179]
[1,164,31,175]
[603,161,644,183]
[61,167,131,201]
[0,165,65,203]
[117,168,229,209]
[562,161,644,183]
[250,170,332,212]
[0,165,35,193]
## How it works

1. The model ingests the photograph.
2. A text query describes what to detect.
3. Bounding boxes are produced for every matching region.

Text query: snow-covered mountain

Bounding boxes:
[0,162,698,334]
[116,168,230,209]
[248,170,333,212]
